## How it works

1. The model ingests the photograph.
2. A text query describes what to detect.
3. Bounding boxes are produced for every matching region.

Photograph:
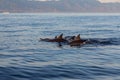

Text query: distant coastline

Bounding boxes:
[0,0,120,13]
[2,12,10,14]
[0,13,120,16]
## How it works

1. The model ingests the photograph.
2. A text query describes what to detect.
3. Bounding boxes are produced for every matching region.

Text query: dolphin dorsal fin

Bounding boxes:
[75,34,80,40]
[57,33,63,39]
[55,36,57,39]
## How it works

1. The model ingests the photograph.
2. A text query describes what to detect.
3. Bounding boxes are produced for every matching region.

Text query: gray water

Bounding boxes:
[0,13,120,80]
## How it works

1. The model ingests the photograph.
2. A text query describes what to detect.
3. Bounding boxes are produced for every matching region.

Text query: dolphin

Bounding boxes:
[40,33,67,42]
[69,34,87,46]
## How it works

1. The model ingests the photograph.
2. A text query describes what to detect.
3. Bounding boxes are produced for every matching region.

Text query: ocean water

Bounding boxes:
[0,13,120,80]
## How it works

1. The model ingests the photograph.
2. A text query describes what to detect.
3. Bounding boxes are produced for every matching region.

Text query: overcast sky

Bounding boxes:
[30,0,120,3]
[98,0,120,3]
[29,0,120,3]
[29,0,59,1]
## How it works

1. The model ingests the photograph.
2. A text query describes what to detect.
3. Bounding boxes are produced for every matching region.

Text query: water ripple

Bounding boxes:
[0,14,120,80]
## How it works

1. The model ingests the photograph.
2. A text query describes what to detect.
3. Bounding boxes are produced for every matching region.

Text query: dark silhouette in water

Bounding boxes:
[40,34,88,47]
[40,33,67,42]
[39,33,120,47]
[68,34,87,46]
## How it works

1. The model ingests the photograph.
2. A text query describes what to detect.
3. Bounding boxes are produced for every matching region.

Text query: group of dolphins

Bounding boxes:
[40,33,90,46]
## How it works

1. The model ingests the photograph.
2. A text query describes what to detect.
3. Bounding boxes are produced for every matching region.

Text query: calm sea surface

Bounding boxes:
[0,13,120,80]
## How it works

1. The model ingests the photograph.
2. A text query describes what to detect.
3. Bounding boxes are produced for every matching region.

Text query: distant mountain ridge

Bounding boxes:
[0,0,120,13]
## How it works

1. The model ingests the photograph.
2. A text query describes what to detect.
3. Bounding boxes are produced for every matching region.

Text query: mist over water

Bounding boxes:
[0,13,120,80]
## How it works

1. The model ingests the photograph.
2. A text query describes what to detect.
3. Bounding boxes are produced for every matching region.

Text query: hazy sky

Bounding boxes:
[29,0,59,1]
[98,0,120,3]
[30,0,120,3]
